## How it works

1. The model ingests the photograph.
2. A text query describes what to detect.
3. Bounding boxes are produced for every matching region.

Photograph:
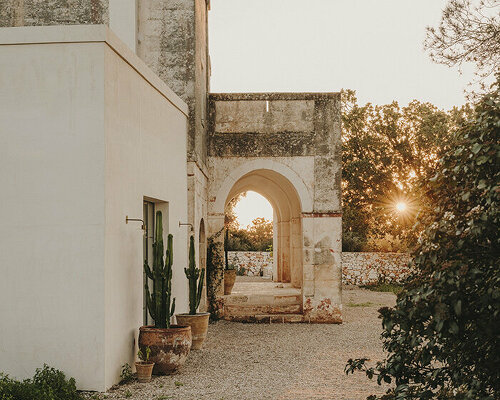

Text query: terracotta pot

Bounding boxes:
[175,313,210,350]
[135,361,154,383]
[224,269,237,295]
[138,325,191,375]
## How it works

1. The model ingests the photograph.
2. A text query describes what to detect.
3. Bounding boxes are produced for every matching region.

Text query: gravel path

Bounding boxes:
[86,287,395,400]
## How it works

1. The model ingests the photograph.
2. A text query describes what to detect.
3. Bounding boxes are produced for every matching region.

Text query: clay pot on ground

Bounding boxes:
[224,269,237,295]
[175,312,210,350]
[138,325,191,375]
[135,361,154,383]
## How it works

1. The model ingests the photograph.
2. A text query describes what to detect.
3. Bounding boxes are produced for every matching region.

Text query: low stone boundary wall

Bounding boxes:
[341,252,412,285]
[227,251,273,277]
[227,251,412,285]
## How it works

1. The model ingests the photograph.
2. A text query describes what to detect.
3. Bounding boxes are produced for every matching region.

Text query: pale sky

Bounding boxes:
[209,0,477,226]
[234,191,274,228]
[209,0,476,109]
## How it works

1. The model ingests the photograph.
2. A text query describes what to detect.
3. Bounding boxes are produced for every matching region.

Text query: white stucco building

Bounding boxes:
[0,25,191,391]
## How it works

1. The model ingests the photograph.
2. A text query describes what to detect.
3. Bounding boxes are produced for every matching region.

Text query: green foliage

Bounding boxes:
[144,211,176,329]
[341,89,472,252]
[347,302,375,307]
[137,347,151,363]
[119,364,134,385]
[346,84,500,399]
[0,365,83,400]
[226,218,273,251]
[184,235,205,315]
[206,228,225,320]
[236,266,246,276]
[226,263,236,271]
[362,282,403,295]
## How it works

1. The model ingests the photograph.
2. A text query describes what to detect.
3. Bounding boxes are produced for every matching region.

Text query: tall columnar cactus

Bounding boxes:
[144,211,176,328]
[184,236,205,315]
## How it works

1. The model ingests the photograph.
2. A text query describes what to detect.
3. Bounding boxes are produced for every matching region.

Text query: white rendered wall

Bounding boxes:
[103,40,190,389]
[0,39,106,390]
[0,25,189,391]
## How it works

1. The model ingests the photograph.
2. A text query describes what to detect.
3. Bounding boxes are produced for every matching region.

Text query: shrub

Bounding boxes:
[0,365,83,400]
[346,83,500,399]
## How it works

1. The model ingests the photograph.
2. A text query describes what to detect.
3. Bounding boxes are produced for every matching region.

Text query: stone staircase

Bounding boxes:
[223,281,304,323]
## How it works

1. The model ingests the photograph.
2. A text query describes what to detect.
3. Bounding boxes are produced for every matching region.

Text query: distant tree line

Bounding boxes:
[341,91,473,252]
[224,197,273,252]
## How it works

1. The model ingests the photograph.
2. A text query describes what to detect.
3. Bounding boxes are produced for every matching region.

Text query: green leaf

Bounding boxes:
[471,143,482,154]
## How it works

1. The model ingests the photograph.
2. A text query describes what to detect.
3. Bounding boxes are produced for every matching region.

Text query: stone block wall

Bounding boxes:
[227,251,273,277]
[342,252,413,285]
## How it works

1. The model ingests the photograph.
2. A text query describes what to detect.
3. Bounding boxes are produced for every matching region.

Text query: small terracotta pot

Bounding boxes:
[224,269,237,295]
[175,313,210,350]
[135,361,154,383]
[138,325,191,375]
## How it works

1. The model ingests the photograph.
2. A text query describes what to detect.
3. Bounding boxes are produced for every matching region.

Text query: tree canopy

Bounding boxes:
[341,90,472,252]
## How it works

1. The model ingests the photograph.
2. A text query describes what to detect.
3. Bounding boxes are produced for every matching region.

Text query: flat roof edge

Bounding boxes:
[0,25,189,116]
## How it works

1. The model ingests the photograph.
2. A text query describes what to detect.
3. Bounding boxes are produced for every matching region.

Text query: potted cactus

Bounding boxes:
[139,211,192,375]
[224,229,237,295]
[135,346,154,383]
[176,236,210,350]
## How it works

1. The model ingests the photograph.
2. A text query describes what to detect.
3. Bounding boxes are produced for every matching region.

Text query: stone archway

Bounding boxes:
[224,168,304,288]
[206,93,343,323]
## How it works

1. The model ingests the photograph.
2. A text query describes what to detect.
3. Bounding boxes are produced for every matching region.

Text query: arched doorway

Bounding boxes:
[207,160,342,323]
[225,169,303,288]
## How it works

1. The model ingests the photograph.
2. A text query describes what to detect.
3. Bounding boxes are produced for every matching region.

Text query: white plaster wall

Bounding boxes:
[103,42,189,389]
[0,25,190,391]
[0,40,106,389]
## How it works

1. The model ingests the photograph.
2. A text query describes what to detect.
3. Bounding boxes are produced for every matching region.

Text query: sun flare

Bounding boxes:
[396,202,407,212]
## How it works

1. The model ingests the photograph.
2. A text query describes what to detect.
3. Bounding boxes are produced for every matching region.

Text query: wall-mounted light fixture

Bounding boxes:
[126,216,145,230]
[179,221,194,232]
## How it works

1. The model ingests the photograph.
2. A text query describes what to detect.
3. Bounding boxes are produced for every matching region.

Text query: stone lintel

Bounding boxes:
[210,92,341,101]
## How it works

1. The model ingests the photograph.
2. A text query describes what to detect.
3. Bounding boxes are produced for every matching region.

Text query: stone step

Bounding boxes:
[224,303,302,317]
[224,313,305,323]
[224,294,302,306]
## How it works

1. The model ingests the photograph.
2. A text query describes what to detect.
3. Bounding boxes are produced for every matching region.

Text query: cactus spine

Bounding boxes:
[184,235,205,315]
[144,211,176,328]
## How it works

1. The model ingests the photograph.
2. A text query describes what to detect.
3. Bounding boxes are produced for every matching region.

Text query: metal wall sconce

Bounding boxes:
[179,221,194,232]
[126,216,145,230]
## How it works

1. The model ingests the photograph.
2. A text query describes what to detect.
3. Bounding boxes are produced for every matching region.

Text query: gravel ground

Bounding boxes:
[84,287,395,400]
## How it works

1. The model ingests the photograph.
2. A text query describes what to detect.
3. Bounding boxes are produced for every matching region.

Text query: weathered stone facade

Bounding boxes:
[227,251,273,277]
[0,0,108,27]
[208,93,342,323]
[342,252,413,286]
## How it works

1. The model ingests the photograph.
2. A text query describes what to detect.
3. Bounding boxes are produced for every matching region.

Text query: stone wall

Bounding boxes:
[0,0,109,27]
[227,251,273,277]
[342,252,413,285]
